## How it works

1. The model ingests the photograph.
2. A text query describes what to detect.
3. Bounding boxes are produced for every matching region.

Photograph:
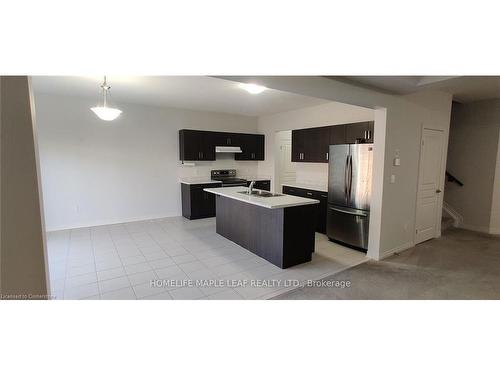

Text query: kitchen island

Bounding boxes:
[204,186,319,268]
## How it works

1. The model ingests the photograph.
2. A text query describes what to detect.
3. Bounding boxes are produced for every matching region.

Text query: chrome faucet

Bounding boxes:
[248,180,256,195]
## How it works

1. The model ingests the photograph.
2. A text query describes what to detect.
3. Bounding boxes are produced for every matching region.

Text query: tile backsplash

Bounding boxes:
[179,153,259,179]
[295,163,329,187]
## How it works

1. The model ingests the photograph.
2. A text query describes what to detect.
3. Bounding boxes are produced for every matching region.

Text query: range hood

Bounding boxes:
[215,146,242,153]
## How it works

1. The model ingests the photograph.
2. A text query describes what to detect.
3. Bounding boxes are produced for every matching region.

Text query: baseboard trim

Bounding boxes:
[378,241,415,260]
[46,212,182,232]
[460,223,491,234]
[489,227,500,235]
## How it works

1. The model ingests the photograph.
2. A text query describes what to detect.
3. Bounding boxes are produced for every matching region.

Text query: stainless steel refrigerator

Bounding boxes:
[327,144,373,251]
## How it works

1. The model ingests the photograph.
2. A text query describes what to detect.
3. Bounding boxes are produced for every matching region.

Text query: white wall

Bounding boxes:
[258,101,375,191]
[225,76,453,260]
[445,99,500,234]
[1,77,49,298]
[34,93,258,231]
[490,130,500,234]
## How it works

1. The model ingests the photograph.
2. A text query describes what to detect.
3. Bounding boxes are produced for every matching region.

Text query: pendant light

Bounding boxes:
[90,76,122,121]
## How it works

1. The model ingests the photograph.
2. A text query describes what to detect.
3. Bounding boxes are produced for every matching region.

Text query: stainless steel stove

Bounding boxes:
[211,169,248,187]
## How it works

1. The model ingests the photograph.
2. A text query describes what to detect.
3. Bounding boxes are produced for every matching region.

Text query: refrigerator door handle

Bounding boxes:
[329,206,368,217]
[350,154,353,202]
[344,155,349,203]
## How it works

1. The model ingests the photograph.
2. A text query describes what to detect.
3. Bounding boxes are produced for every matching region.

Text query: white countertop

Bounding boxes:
[204,186,319,209]
[281,182,328,193]
[180,178,221,185]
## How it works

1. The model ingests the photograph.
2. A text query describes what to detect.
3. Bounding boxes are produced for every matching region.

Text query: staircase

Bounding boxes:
[441,214,455,232]
[441,170,464,231]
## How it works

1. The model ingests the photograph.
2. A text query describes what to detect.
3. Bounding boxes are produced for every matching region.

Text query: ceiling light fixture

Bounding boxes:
[90,76,122,121]
[239,83,267,94]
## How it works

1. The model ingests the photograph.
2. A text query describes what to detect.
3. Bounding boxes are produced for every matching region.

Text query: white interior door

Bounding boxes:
[275,134,296,191]
[415,128,445,244]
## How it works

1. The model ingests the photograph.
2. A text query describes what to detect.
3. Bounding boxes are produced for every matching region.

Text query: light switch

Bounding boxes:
[390,175,396,183]
[394,149,401,166]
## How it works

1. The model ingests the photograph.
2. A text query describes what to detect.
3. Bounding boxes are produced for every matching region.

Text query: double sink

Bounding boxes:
[238,190,283,198]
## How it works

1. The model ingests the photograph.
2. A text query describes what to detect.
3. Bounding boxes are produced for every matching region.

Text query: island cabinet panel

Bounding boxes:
[181,183,222,219]
[215,195,315,268]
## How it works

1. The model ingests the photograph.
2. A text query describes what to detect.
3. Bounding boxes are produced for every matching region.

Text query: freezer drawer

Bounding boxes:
[326,205,369,251]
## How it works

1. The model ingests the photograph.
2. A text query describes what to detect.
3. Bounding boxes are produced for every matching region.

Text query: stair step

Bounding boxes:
[441,216,454,231]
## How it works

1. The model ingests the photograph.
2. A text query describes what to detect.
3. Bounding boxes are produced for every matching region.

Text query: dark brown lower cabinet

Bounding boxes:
[282,185,328,234]
[181,183,222,220]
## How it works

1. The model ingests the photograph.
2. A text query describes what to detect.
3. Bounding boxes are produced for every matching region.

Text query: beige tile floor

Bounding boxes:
[47,216,367,300]
[276,227,500,299]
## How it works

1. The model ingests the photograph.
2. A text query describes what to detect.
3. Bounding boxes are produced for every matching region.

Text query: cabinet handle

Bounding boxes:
[200,151,203,159]
[306,192,313,196]
[326,152,329,160]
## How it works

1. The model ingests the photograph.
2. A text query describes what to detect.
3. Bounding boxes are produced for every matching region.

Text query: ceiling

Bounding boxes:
[337,76,500,103]
[32,76,330,117]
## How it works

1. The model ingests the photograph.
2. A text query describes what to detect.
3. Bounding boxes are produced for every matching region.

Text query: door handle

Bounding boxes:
[349,155,353,201]
[344,155,349,202]
[329,206,368,217]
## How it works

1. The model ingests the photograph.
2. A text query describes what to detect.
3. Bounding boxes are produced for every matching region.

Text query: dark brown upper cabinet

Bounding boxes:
[235,133,264,161]
[179,130,265,161]
[345,121,374,144]
[329,124,346,145]
[179,129,216,161]
[212,132,240,147]
[292,126,330,162]
[291,121,374,163]
[291,128,306,162]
